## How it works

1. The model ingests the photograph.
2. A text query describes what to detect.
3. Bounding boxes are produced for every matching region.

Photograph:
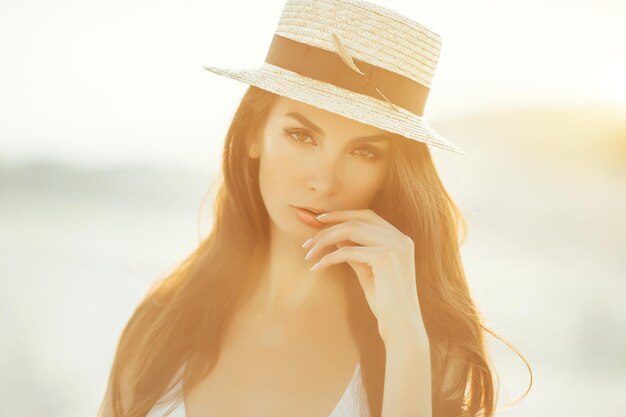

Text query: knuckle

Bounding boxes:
[347,220,360,232]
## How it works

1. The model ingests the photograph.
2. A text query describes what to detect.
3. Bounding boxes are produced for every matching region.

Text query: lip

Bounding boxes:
[292,205,327,214]
[292,206,326,228]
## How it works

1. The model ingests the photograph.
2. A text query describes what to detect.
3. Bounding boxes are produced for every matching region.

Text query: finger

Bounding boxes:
[315,208,393,228]
[304,221,394,263]
[302,215,391,250]
[310,246,388,272]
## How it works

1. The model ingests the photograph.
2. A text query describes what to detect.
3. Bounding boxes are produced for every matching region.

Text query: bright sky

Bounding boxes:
[1,0,624,173]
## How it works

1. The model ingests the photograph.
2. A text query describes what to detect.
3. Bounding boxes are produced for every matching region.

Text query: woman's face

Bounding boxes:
[249,96,393,239]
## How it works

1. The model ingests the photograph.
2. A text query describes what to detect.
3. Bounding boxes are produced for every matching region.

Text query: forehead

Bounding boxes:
[270,96,388,137]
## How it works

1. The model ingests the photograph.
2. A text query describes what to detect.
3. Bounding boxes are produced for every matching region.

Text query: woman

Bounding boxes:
[98,1,531,417]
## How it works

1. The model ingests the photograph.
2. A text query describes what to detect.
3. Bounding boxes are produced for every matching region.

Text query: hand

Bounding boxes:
[302,208,428,346]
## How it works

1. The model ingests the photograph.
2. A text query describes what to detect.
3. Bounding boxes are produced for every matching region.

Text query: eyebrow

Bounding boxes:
[284,112,392,144]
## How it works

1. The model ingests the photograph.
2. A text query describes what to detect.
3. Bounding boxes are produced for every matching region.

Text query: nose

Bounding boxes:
[305,151,341,194]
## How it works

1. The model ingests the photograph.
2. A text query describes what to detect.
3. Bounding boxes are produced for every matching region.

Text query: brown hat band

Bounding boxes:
[264,34,430,116]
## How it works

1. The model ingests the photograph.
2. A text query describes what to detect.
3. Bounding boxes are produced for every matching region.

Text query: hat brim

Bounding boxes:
[203,63,464,155]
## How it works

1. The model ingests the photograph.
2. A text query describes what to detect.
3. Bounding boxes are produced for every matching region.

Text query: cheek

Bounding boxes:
[257,136,301,199]
[343,169,387,208]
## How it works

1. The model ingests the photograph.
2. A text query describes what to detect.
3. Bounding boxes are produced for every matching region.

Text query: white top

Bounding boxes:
[146,362,370,417]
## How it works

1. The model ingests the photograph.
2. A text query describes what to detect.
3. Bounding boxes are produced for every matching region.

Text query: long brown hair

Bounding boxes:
[103,86,531,417]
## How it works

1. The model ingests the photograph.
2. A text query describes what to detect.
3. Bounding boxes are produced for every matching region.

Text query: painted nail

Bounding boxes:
[302,238,313,248]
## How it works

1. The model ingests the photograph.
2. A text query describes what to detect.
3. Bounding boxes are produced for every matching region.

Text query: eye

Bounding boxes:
[283,127,315,144]
[282,128,385,161]
[353,146,383,160]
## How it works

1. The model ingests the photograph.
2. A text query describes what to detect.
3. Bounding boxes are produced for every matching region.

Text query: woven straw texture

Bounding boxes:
[203,0,464,155]
[275,0,442,87]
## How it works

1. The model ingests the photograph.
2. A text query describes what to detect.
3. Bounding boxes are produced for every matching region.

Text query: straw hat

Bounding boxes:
[203,0,464,155]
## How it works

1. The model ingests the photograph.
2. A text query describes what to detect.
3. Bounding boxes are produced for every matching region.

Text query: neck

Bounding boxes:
[234,224,351,318]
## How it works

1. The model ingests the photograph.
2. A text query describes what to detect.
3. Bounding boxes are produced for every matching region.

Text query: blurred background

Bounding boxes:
[1,0,624,416]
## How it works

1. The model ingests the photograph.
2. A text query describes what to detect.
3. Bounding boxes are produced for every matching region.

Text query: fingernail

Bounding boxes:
[302,238,313,248]
[315,213,328,220]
